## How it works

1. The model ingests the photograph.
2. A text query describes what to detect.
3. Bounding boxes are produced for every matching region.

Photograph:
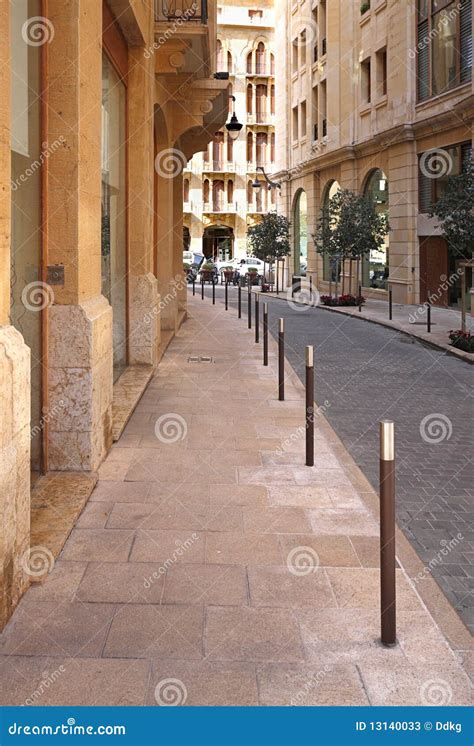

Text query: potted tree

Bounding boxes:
[222,265,235,283]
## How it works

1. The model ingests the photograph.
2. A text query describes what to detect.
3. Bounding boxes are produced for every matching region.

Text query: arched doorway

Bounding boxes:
[293,190,308,275]
[203,226,234,261]
[362,169,389,289]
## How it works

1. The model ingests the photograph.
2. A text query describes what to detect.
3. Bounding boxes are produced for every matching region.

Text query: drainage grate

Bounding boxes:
[187,355,214,364]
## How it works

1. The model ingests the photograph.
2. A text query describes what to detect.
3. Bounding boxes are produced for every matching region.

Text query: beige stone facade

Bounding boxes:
[184,0,275,260]
[274,0,473,307]
[0,0,229,627]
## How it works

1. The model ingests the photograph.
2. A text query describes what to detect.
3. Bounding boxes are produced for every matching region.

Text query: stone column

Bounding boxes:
[388,141,418,304]
[173,173,187,316]
[0,0,31,629]
[156,152,178,332]
[127,42,160,365]
[45,0,113,471]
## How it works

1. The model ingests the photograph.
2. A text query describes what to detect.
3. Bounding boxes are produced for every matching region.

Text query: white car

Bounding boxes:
[234,257,265,277]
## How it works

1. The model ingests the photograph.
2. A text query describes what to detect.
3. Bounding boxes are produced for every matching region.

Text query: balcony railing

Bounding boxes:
[247,113,274,125]
[202,160,236,172]
[203,202,238,213]
[246,66,274,76]
[155,0,208,23]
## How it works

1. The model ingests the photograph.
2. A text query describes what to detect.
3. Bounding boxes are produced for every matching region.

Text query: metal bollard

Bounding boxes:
[255,293,260,343]
[201,278,204,300]
[379,420,396,647]
[426,291,431,333]
[248,287,252,330]
[238,284,241,319]
[225,282,228,311]
[263,303,269,366]
[305,346,314,467]
[389,289,393,321]
[278,318,285,401]
[192,277,195,296]
[309,275,313,302]
[358,283,362,313]
[212,279,215,305]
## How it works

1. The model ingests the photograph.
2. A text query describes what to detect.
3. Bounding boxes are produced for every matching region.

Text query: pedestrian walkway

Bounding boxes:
[0,296,471,707]
[271,291,473,362]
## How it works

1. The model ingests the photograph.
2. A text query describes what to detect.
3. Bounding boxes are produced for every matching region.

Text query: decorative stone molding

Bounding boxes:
[47,296,113,472]
[0,325,31,630]
[129,273,161,366]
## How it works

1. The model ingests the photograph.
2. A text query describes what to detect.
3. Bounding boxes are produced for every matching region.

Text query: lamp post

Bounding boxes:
[225,96,243,141]
[251,166,282,193]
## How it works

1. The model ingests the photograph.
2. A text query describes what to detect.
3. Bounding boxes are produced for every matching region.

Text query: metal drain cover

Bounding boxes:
[187,355,214,364]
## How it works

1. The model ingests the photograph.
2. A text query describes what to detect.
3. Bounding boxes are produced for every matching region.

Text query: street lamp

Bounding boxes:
[252,166,281,191]
[226,96,243,141]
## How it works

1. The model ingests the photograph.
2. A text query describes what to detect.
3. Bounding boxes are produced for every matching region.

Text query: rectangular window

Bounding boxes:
[418,141,472,212]
[376,48,387,97]
[312,85,319,140]
[300,31,307,67]
[292,106,299,141]
[292,40,298,73]
[321,80,327,136]
[417,0,472,101]
[300,100,307,138]
[361,57,371,104]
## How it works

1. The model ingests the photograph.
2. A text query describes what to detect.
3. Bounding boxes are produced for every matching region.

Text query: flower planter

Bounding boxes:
[449,330,474,353]
[321,294,365,307]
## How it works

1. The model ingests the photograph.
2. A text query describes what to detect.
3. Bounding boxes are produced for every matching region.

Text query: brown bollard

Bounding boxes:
[358,283,362,313]
[263,303,269,367]
[201,278,204,300]
[380,420,396,647]
[238,283,241,318]
[278,318,285,401]
[225,281,228,311]
[305,346,314,467]
[255,294,260,343]
[389,289,393,321]
[248,286,252,330]
[426,291,431,333]
[212,279,215,305]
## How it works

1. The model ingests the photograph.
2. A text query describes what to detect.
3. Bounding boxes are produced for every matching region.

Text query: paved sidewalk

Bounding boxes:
[0,296,472,706]
[269,292,473,362]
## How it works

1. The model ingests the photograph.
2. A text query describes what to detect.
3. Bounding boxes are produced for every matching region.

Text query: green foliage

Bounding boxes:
[429,163,474,260]
[247,211,291,262]
[313,188,389,264]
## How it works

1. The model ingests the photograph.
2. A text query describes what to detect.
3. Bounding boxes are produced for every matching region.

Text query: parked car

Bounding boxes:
[235,257,265,278]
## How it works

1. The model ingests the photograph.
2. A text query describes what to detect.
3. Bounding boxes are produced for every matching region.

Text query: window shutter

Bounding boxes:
[418,158,432,213]
[460,0,472,84]
[417,20,430,100]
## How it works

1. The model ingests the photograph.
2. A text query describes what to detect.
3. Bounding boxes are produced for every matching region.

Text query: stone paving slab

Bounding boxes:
[0,296,472,706]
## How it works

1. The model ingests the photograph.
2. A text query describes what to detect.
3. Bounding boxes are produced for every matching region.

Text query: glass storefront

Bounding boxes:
[10,0,43,473]
[101,55,127,382]
[293,190,308,276]
[362,169,390,289]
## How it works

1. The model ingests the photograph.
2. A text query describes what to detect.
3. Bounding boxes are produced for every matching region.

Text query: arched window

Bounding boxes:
[227,133,233,162]
[247,51,253,74]
[270,52,275,75]
[362,169,389,289]
[203,179,210,204]
[227,179,234,204]
[228,83,233,113]
[227,50,232,73]
[293,190,308,275]
[183,178,190,203]
[246,84,253,115]
[256,132,267,166]
[247,180,254,206]
[270,132,275,163]
[213,180,225,211]
[270,84,275,115]
[216,40,224,70]
[247,131,253,163]
[256,84,267,123]
[256,42,265,74]
[212,132,224,168]
[321,180,341,282]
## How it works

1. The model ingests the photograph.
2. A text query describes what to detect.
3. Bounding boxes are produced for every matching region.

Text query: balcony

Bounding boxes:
[247,161,275,173]
[203,202,238,213]
[202,160,236,173]
[154,0,208,23]
[247,113,275,125]
[246,66,274,77]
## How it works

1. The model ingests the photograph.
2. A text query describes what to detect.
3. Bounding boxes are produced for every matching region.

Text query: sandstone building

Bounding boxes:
[1,0,229,627]
[184,0,275,260]
[274,0,473,307]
